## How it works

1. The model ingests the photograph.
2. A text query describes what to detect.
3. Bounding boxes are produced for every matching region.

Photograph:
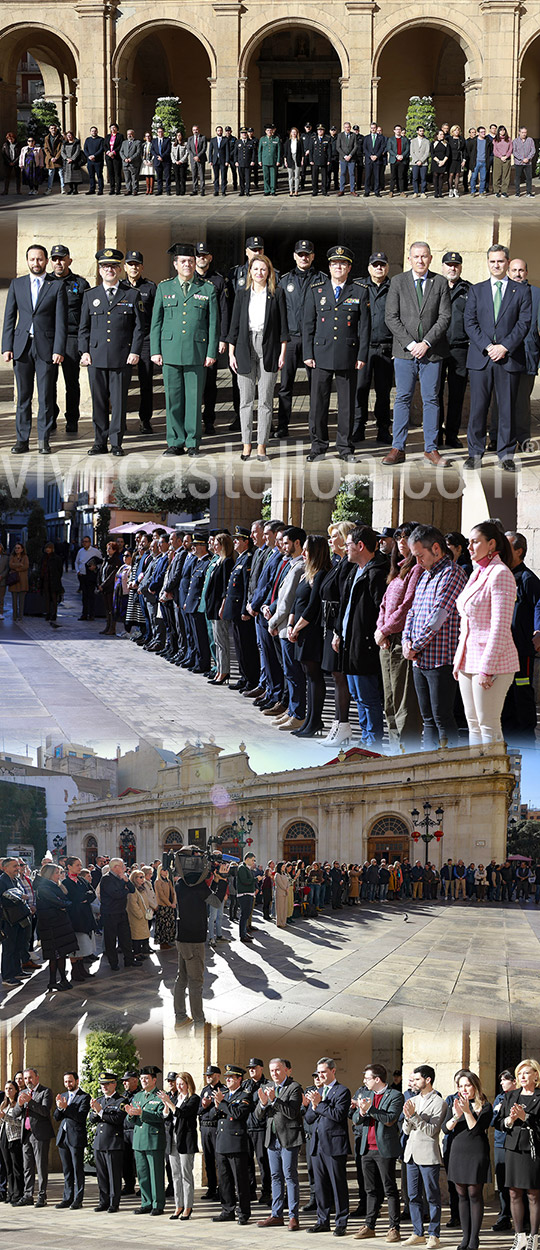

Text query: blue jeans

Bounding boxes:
[471,160,487,194]
[47,167,64,191]
[412,165,427,193]
[379,883,388,900]
[267,1143,300,1219]
[207,899,224,940]
[238,893,253,939]
[310,884,321,909]
[407,1161,441,1236]
[347,673,383,744]
[393,357,442,453]
[339,160,355,192]
[280,637,306,719]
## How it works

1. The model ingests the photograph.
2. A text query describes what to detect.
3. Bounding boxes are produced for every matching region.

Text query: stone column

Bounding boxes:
[345,2,377,124]
[163,1014,211,1186]
[74,2,117,137]
[212,3,243,132]
[479,1,522,136]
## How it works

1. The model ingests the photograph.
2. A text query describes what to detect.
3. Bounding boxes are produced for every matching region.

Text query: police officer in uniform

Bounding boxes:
[311,124,331,196]
[199,1065,226,1200]
[49,243,89,434]
[150,242,218,456]
[247,127,259,188]
[195,242,230,435]
[258,125,282,196]
[224,126,238,190]
[124,250,157,434]
[227,235,265,431]
[183,529,212,672]
[438,250,470,448]
[243,1058,271,1205]
[121,1068,140,1195]
[354,251,393,445]
[124,1064,166,1215]
[234,128,256,197]
[212,1064,252,1224]
[221,526,259,691]
[78,248,144,456]
[303,244,370,461]
[88,1070,127,1213]
[301,122,315,191]
[276,239,326,438]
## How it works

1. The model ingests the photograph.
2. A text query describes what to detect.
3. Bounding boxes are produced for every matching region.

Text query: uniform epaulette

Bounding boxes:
[310,277,325,288]
[354,278,369,287]
[158,276,176,287]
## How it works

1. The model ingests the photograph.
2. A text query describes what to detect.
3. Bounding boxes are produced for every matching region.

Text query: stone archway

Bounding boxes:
[282,819,316,864]
[112,23,213,137]
[0,24,79,136]
[241,22,344,137]
[82,834,98,868]
[519,34,540,139]
[366,814,411,864]
[375,25,467,134]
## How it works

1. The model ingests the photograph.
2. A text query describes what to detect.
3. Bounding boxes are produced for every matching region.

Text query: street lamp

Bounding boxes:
[410,801,445,864]
[52,834,66,862]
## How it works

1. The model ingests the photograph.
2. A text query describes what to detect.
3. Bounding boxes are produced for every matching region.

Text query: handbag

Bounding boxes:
[6,570,18,586]
[1,888,32,926]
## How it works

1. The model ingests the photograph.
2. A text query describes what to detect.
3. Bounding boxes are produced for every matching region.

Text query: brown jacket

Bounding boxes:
[155,876,176,908]
[9,551,29,592]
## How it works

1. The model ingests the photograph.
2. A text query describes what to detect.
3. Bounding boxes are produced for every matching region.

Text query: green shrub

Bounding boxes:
[405,96,437,142]
[152,96,185,139]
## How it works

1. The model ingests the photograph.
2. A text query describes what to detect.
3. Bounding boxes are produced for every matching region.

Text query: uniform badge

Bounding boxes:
[238,277,245,286]
[287,283,295,292]
[93,299,101,306]
[320,297,326,306]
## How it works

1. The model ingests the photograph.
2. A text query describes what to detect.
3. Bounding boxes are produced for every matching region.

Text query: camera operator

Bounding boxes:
[172,846,228,1026]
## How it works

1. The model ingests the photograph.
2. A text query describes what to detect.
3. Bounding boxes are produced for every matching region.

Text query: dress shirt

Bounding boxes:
[248,287,267,332]
[490,275,509,300]
[75,545,101,574]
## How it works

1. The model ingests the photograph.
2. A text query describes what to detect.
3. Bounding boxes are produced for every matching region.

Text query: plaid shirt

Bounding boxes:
[403,556,467,669]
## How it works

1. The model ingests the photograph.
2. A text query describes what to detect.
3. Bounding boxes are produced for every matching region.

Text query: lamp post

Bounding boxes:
[52,834,66,863]
[410,801,445,865]
[209,815,254,858]
[119,826,136,867]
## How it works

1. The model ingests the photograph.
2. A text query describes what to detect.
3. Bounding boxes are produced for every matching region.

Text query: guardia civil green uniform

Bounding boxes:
[130,1083,166,1212]
[150,271,218,452]
[257,131,282,195]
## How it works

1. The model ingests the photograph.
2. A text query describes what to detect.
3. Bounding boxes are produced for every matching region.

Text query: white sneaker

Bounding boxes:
[426,1238,441,1249]
[321,721,352,747]
[403,1238,426,1246]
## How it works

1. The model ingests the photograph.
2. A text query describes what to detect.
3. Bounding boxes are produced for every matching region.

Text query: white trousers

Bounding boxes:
[458,671,514,745]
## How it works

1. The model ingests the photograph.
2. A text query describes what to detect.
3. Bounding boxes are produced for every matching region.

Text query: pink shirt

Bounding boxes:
[376,561,423,637]
[493,139,512,159]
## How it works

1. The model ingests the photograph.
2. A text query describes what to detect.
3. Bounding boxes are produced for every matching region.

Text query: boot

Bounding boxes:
[146,177,151,195]
[148,176,154,195]
[70,960,85,982]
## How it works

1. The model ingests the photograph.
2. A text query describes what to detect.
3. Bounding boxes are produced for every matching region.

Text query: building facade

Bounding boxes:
[65,738,514,869]
[2,2,540,143]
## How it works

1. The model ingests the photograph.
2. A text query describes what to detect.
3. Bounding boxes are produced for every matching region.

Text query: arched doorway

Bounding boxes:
[244,25,342,137]
[83,834,98,868]
[0,26,79,135]
[519,36,540,139]
[113,24,212,137]
[375,26,467,134]
[163,829,183,853]
[283,820,316,864]
[216,824,244,858]
[367,815,410,864]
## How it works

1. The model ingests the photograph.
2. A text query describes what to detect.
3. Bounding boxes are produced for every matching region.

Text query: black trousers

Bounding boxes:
[354,347,393,436]
[191,610,211,671]
[0,1136,23,1202]
[58,1141,85,1205]
[312,165,329,195]
[102,910,135,968]
[89,365,130,448]
[201,1126,219,1194]
[54,335,81,429]
[14,339,56,443]
[309,367,356,454]
[389,163,408,193]
[132,338,153,427]
[122,1138,137,1192]
[248,1128,271,1196]
[161,599,178,652]
[216,1151,251,1216]
[467,362,519,460]
[277,335,312,430]
[95,1149,122,1209]
[232,617,259,687]
[87,160,104,193]
[212,162,228,194]
[81,576,96,619]
[174,602,187,656]
[362,1151,400,1229]
[155,160,171,193]
[105,153,122,193]
[238,167,251,195]
[174,164,187,195]
[203,359,219,424]
[438,348,468,441]
[312,1152,349,1229]
[364,159,383,194]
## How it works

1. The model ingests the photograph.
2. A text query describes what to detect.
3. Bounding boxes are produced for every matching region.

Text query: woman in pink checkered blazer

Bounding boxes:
[453,521,518,745]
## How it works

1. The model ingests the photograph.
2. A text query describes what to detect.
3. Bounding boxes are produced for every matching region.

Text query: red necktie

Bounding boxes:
[24,1091,32,1131]
[195,137,198,154]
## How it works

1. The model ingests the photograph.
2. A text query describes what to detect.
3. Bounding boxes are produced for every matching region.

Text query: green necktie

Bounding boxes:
[493,280,502,322]
[182,280,189,296]
[372,134,375,147]
[322,1085,328,1100]
[415,278,424,340]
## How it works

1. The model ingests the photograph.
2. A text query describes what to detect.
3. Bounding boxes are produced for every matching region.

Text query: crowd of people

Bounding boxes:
[2,232,540,464]
[2,119,538,200]
[1,1055,540,1245]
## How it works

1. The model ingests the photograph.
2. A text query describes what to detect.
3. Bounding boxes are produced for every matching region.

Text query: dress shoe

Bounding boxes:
[382,448,405,465]
[444,436,462,448]
[445,1220,460,1229]
[133,1205,153,1213]
[238,1215,250,1224]
[228,417,241,433]
[278,716,306,730]
[243,686,264,698]
[487,440,498,452]
[338,453,357,462]
[111,447,124,457]
[38,442,51,454]
[334,1230,347,1238]
[463,456,483,470]
[258,1215,284,1226]
[289,1217,300,1230]
[88,445,107,455]
[354,1228,376,1239]
[386,1231,401,1243]
[107,1206,119,1212]
[94,1203,109,1211]
[500,458,517,472]
[162,445,186,456]
[11,442,29,454]
[263,702,287,716]
[302,1200,319,1213]
[424,449,450,467]
[491,1221,511,1232]
[240,934,254,942]
[376,429,392,445]
[35,1196,46,1207]
[70,1201,83,1209]
[188,448,200,456]
[55,1200,72,1208]
[230,680,248,691]
[308,1224,331,1234]
[150,1208,165,1215]
[213,1212,236,1221]
[306,451,326,461]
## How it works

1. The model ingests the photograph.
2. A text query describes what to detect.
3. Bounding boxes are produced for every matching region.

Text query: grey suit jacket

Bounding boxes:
[402,1088,448,1165]
[385,269,451,361]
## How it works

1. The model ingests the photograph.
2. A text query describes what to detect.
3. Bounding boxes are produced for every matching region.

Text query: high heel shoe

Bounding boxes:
[240,452,251,461]
[291,720,324,738]
[213,675,230,685]
[169,1209,184,1220]
[180,1208,192,1220]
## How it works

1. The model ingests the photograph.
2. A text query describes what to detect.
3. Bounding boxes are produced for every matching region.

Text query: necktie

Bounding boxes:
[158,139,162,154]
[334,285,341,301]
[372,133,376,147]
[31,277,40,309]
[107,288,114,303]
[322,1085,328,1100]
[493,280,502,321]
[195,136,198,154]
[182,281,189,296]
[24,1091,32,1132]
[415,279,424,339]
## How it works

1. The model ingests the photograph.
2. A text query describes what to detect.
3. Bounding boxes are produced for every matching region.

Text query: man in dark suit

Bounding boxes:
[304,1056,351,1235]
[208,126,230,196]
[221,526,258,691]
[464,243,532,470]
[14,1067,54,1206]
[213,1064,252,1225]
[363,124,386,197]
[303,243,370,461]
[98,857,143,970]
[187,125,207,195]
[336,122,358,196]
[78,248,144,456]
[255,1057,304,1231]
[120,130,142,196]
[150,126,171,195]
[88,1071,127,1212]
[53,1070,91,1209]
[104,125,123,194]
[383,240,451,466]
[2,243,67,454]
[83,126,105,194]
[351,1063,404,1242]
[183,530,212,672]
